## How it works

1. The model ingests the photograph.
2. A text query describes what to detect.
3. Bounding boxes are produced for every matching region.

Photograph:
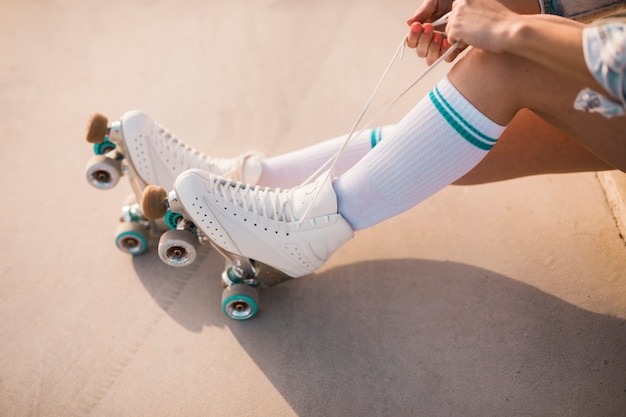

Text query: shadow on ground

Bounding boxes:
[133,252,626,417]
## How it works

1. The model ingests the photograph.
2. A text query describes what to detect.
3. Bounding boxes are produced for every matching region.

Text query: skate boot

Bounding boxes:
[142,169,354,320]
[84,111,263,256]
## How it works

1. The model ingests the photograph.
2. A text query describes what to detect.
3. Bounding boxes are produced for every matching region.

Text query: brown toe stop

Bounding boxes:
[86,112,109,144]
[142,185,169,220]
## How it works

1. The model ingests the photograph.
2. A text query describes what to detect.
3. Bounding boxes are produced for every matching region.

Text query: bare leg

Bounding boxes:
[455,109,613,185]
[449,49,626,172]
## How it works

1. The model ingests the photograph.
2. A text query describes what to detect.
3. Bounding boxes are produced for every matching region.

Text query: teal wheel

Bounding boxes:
[164,210,183,230]
[115,222,148,256]
[93,138,117,155]
[221,284,259,320]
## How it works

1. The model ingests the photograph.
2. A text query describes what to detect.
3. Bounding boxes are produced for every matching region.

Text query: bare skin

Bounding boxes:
[405,0,626,181]
[454,110,612,185]
[449,48,626,171]
[406,0,544,65]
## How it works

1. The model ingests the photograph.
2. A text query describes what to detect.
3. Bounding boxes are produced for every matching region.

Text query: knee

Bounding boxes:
[447,49,530,124]
[451,49,528,91]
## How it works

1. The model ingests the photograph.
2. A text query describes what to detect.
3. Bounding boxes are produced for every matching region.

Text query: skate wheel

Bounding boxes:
[86,112,109,144]
[85,155,122,189]
[115,222,149,256]
[142,185,168,220]
[164,210,183,230]
[221,284,259,320]
[93,138,117,155]
[157,229,198,267]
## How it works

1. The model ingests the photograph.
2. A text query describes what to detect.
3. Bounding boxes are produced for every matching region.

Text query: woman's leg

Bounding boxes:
[257,50,621,189]
[454,109,613,185]
[450,49,626,172]
[334,48,626,229]
[157,48,626,277]
[257,126,394,188]
[256,107,613,189]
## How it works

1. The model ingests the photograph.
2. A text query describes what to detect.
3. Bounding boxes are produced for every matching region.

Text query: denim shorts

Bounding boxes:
[541,0,626,21]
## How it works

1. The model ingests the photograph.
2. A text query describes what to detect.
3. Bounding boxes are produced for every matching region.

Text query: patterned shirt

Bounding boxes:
[575,22,626,118]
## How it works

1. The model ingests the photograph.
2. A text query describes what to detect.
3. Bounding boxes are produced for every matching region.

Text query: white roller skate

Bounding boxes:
[84,111,263,257]
[141,169,354,320]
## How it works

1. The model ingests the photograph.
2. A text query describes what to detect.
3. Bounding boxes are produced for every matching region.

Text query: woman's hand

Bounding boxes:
[405,0,464,65]
[445,0,592,91]
[446,0,517,52]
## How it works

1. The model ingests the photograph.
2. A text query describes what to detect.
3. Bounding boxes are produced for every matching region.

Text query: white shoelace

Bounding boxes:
[210,178,296,226]
[156,124,236,174]
[201,35,461,227]
[297,38,461,222]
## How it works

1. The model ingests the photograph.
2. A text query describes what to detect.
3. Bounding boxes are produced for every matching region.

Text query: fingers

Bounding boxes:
[427,32,445,65]
[406,13,422,27]
[406,22,447,66]
[406,22,434,52]
[406,1,436,26]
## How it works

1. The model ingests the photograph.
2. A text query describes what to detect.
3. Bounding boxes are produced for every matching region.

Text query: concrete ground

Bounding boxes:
[1,1,625,416]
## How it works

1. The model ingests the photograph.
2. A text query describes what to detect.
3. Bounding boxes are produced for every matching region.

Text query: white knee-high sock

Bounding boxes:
[334,76,506,230]
[258,126,394,188]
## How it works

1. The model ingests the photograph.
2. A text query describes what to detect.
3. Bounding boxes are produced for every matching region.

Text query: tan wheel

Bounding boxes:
[141,184,168,220]
[86,112,109,143]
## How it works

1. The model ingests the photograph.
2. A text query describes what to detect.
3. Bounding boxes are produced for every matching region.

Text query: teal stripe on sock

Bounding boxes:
[370,127,383,148]
[430,87,497,151]
[434,86,497,146]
